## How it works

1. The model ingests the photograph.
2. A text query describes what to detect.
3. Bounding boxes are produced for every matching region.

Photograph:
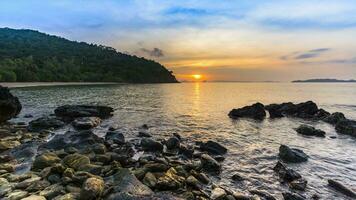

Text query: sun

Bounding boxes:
[192,74,202,80]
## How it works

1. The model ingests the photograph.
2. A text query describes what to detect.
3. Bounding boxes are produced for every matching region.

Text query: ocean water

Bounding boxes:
[10,82,356,199]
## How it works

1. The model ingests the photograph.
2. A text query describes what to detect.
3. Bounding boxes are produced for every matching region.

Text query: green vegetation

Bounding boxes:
[0,28,177,83]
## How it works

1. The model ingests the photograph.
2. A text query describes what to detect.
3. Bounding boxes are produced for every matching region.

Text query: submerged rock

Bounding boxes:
[199,140,227,155]
[0,86,22,123]
[28,117,65,132]
[273,161,302,182]
[295,125,325,137]
[323,112,346,125]
[279,145,308,163]
[228,103,266,120]
[72,117,101,130]
[105,131,125,144]
[200,154,221,172]
[54,105,113,120]
[328,179,356,198]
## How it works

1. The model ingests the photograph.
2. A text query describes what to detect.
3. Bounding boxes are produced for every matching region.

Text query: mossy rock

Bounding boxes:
[62,154,90,171]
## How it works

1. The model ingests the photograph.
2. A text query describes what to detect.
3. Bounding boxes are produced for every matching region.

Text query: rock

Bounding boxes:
[28,117,65,132]
[273,161,302,182]
[140,138,163,152]
[249,190,276,200]
[289,179,307,191]
[23,114,34,118]
[200,154,221,172]
[295,125,325,137]
[138,130,152,138]
[156,167,185,190]
[54,105,113,120]
[328,179,356,198]
[179,144,194,158]
[47,174,61,184]
[265,104,285,118]
[6,190,29,200]
[323,112,346,125]
[143,172,157,188]
[279,145,308,163]
[53,193,79,200]
[144,163,169,172]
[106,168,153,199]
[105,131,125,144]
[191,171,210,184]
[166,136,180,150]
[0,163,14,172]
[25,180,51,192]
[335,119,356,137]
[22,195,46,200]
[39,130,104,151]
[0,182,12,197]
[92,143,107,154]
[199,140,227,155]
[0,86,22,123]
[15,177,41,189]
[186,175,200,188]
[32,152,61,170]
[62,153,90,170]
[282,192,306,200]
[232,192,252,200]
[72,117,101,130]
[0,140,21,153]
[314,109,330,119]
[228,103,266,120]
[266,101,320,119]
[231,173,244,181]
[211,187,226,200]
[80,177,105,200]
[294,101,319,118]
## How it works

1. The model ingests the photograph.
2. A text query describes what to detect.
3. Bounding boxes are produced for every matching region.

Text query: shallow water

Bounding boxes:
[10,82,356,200]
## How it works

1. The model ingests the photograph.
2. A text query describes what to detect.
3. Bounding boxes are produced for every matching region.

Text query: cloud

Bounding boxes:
[281,48,331,60]
[140,47,164,57]
[164,7,209,16]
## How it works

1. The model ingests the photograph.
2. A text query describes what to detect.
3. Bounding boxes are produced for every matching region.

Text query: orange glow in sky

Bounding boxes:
[192,74,202,80]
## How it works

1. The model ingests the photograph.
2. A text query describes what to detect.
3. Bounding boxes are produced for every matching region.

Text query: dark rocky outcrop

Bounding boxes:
[200,154,221,172]
[295,125,325,137]
[323,112,346,125]
[265,101,320,119]
[279,145,308,163]
[228,103,266,120]
[199,141,227,155]
[28,117,65,132]
[282,192,306,200]
[0,86,22,123]
[140,138,163,152]
[273,161,302,182]
[54,105,113,120]
[328,179,356,198]
[72,117,101,130]
[105,131,125,145]
[335,119,356,137]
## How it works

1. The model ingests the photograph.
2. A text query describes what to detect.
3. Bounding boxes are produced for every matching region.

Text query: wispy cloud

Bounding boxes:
[281,48,331,60]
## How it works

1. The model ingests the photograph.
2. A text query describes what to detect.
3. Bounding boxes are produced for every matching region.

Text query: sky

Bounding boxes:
[1,0,356,82]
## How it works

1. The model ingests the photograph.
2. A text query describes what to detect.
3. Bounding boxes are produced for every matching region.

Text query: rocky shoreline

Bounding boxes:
[1,86,356,200]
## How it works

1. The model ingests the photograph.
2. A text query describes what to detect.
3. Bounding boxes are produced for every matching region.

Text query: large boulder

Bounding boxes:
[335,119,356,137]
[28,117,65,132]
[54,105,113,120]
[199,140,227,155]
[294,101,319,118]
[323,112,346,125]
[295,125,325,137]
[328,179,356,198]
[265,101,319,119]
[228,103,266,120]
[72,117,101,130]
[0,86,22,123]
[273,161,302,182]
[279,145,308,163]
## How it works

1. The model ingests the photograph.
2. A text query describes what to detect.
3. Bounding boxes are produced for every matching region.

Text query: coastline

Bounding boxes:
[0,82,122,88]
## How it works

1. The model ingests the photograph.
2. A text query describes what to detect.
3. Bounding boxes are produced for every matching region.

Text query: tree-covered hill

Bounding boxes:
[0,28,178,83]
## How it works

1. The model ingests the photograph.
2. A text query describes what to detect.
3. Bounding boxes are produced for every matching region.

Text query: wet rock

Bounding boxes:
[191,171,210,184]
[0,86,22,123]
[47,174,61,184]
[72,117,101,130]
[199,140,227,155]
[279,145,308,163]
[273,161,302,182]
[265,104,285,118]
[53,193,79,200]
[266,101,319,119]
[15,177,41,189]
[32,152,61,170]
[294,101,319,118]
[200,154,221,172]
[323,112,346,125]
[25,180,51,192]
[143,172,157,188]
[138,130,152,138]
[80,177,105,200]
[54,105,114,120]
[140,138,163,152]
[232,192,252,200]
[289,179,307,191]
[282,192,306,200]
[156,167,185,190]
[231,173,244,181]
[144,163,169,173]
[328,179,356,198]
[295,125,325,137]
[229,103,266,120]
[250,190,276,200]
[314,109,330,119]
[166,136,180,150]
[186,175,200,188]
[22,195,46,200]
[211,187,226,200]
[335,119,356,137]
[106,168,153,199]
[62,153,90,170]
[28,117,65,132]
[39,130,104,151]
[179,144,194,158]
[6,190,29,200]
[92,143,107,154]
[0,140,21,153]
[105,131,125,144]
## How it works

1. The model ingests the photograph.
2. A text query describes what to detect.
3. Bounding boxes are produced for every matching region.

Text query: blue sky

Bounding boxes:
[1,0,356,81]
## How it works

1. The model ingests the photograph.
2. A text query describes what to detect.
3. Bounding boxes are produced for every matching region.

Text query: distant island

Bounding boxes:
[292,79,356,83]
[0,28,178,83]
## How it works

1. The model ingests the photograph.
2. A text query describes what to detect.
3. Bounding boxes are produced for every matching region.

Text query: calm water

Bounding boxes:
[10,83,356,200]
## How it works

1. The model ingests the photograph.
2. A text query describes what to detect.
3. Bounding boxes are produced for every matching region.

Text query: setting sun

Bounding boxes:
[192,74,202,80]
